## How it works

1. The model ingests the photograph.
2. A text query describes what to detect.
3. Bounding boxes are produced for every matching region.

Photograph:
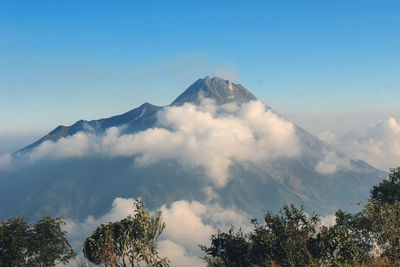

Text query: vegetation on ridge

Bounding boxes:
[1,168,400,266]
[201,167,400,267]
[83,198,169,267]
[0,216,75,266]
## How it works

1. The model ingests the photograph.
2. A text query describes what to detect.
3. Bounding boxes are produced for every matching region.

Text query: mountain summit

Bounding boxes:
[171,76,257,105]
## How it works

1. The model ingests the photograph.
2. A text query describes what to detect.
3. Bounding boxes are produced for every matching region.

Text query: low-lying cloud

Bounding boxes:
[64,196,337,267]
[158,240,204,267]
[65,197,249,267]
[320,117,400,171]
[64,197,137,250]
[314,150,352,174]
[0,153,12,169]
[160,200,249,254]
[25,99,300,187]
[347,117,400,171]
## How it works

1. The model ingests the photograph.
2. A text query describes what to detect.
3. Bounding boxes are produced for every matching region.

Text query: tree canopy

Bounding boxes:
[201,168,400,267]
[371,167,400,204]
[83,198,169,267]
[0,216,75,266]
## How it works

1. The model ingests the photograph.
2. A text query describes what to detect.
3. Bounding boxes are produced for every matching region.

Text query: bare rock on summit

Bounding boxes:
[171,76,257,106]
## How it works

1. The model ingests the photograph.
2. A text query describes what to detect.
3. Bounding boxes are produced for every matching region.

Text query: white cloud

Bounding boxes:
[0,153,12,169]
[320,117,400,171]
[64,197,136,249]
[160,200,249,253]
[27,99,300,187]
[30,132,97,159]
[62,198,137,266]
[202,186,219,202]
[315,117,400,172]
[314,150,352,174]
[342,117,400,171]
[160,200,215,252]
[320,214,336,226]
[64,197,249,267]
[159,240,204,267]
[159,199,249,266]
[319,130,338,144]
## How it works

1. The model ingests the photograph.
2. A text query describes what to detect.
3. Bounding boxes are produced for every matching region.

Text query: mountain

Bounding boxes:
[19,102,162,153]
[18,77,255,153]
[1,77,385,221]
[171,76,257,105]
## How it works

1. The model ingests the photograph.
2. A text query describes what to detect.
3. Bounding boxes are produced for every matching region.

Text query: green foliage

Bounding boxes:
[201,204,393,266]
[0,217,30,266]
[202,204,320,267]
[371,167,400,204]
[258,204,319,267]
[201,227,251,267]
[367,167,400,263]
[83,198,169,267]
[323,209,372,265]
[0,216,75,266]
[202,167,400,267]
[312,213,373,266]
[364,200,400,263]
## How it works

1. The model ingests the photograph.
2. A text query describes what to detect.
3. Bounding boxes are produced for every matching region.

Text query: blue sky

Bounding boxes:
[1,0,399,149]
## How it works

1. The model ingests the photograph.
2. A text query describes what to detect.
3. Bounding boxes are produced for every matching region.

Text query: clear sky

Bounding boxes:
[1,0,399,149]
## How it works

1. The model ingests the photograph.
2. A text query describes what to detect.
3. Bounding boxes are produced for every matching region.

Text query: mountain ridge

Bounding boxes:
[19,77,256,153]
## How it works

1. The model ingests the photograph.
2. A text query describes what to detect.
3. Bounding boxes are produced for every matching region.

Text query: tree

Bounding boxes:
[363,200,400,263]
[0,217,30,266]
[83,198,169,267]
[201,204,320,267]
[201,227,251,267]
[371,167,400,204]
[367,167,400,263]
[311,210,373,266]
[202,167,400,266]
[0,216,75,266]
[253,204,320,267]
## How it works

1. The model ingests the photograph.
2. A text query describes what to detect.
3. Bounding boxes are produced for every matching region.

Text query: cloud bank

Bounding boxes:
[314,150,352,174]
[346,117,400,171]
[26,99,300,186]
[160,200,249,253]
[64,197,137,250]
[0,153,12,169]
[65,197,249,267]
[320,117,400,171]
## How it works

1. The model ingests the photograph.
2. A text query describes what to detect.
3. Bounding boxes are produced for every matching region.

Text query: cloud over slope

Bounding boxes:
[65,197,249,267]
[320,117,400,171]
[348,117,400,171]
[26,99,300,186]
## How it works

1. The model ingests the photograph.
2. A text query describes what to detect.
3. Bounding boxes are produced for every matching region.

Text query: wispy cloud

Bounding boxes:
[24,99,300,187]
[0,153,12,169]
[314,150,352,174]
[347,117,400,171]
[64,197,249,267]
[320,117,400,171]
